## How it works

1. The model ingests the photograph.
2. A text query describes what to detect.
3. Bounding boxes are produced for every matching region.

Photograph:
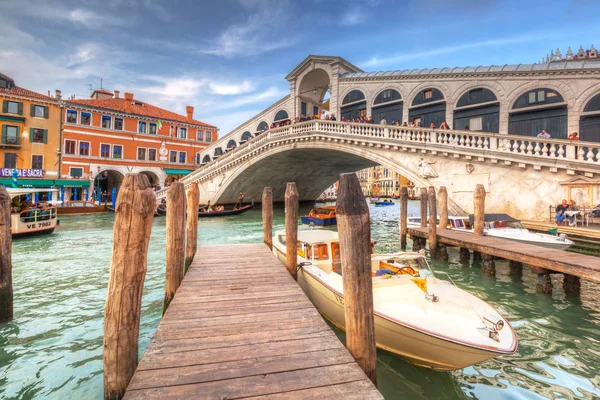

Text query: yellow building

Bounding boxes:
[0,73,61,188]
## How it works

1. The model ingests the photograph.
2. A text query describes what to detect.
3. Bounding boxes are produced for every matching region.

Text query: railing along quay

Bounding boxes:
[156,120,600,200]
[103,173,383,399]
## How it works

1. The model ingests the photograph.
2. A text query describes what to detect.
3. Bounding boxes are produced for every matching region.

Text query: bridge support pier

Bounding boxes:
[533,267,553,294]
[473,251,482,262]
[459,247,470,261]
[509,260,523,276]
[482,254,495,276]
[563,274,581,295]
[437,245,449,262]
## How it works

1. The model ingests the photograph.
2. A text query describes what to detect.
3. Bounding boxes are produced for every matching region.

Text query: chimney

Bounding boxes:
[186,106,194,122]
[55,89,62,100]
[114,90,120,99]
[124,92,133,114]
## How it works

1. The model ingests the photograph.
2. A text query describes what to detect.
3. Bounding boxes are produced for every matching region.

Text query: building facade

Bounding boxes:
[0,72,62,195]
[62,90,217,198]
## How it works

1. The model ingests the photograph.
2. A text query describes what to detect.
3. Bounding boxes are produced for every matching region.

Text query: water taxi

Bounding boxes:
[272,230,517,371]
[301,206,336,226]
[57,201,107,215]
[408,214,573,250]
[7,188,59,238]
[374,200,395,207]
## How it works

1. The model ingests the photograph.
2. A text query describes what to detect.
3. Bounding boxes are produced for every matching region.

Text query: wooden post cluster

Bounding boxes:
[509,260,523,276]
[285,183,299,278]
[427,186,437,259]
[438,186,448,232]
[185,183,199,273]
[399,187,408,251]
[164,181,186,312]
[104,174,155,400]
[262,187,273,250]
[419,187,428,228]
[0,187,13,323]
[473,184,486,237]
[336,173,378,386]
[563,274,581,295]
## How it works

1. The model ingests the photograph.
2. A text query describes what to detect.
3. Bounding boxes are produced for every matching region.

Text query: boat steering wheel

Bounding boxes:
[395,266,416,275]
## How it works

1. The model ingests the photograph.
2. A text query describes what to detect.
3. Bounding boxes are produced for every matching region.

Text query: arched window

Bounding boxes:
[227,139,237,150]
[202,155,211,164]
[456,88,497,107]
[240,131,253,142]
[374,89,401,105]
[213,147,223,158]
[274,110,289,121]
[584,93,600,113]
[342,90,365,105]
[411,88,444,106]
[580,93,600,142]
[256,121,269,132]
[512,88,564,109]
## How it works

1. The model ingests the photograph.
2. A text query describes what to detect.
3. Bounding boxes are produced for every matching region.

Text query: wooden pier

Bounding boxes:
[408,227,600,283]
[123,243,382,399]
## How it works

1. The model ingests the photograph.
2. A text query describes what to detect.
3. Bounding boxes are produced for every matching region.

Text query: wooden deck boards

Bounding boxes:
[124,243,382,400]
[408,227,600,282]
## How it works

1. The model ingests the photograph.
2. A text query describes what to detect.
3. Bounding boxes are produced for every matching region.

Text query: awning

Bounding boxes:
[164,168,192,175]
[53,179,90,188]
[0,179,56,188]
[468,213,519,225]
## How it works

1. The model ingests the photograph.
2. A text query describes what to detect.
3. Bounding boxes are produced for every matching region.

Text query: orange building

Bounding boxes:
[1,72,62,195]
[62,90,217,199]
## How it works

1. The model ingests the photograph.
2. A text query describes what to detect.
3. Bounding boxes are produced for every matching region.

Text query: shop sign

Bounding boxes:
[0,168,44,178]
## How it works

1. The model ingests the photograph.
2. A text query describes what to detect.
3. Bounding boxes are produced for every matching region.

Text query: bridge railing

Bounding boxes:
[155,120,600,199]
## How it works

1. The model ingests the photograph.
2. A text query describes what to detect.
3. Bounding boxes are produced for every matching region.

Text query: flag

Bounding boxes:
[157,119,162,131]
[547,227,558,235]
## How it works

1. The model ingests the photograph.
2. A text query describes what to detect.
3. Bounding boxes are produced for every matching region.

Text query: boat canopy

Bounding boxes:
[6,188,59,199]
[468,213,519,225]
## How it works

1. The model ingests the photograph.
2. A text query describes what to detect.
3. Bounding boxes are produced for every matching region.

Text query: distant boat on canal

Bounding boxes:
[57,201,107,215]
[375,200,395,206]
[7,188,59,238]
[197,202,253,218]
[301,206,337,226]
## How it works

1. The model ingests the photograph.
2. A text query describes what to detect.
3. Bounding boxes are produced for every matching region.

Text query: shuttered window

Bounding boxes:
[1,125,19,145]
[3,100,22,115]
[30,128,47,143]
[64,140,76,154]
[31,104,49,118]
[113,145,123,159]
[31,155,43,170]
[148,148,156,161]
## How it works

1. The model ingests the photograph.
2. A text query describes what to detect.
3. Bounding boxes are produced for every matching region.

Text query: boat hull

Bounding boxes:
[13,226,56,239]
[301,216,336,226]
[57,205,107,215]
[197,204,253,218]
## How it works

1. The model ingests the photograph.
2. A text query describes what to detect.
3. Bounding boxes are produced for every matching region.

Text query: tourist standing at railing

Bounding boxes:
[330,113,337,121]
[380,116,387,125]
[568,132,580,159]
[537,129,551,138]
[440,121,450,129]
[429,122,436,129]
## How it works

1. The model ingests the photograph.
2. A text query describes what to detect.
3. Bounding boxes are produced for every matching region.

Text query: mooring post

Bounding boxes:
[336,173,377,386]
[427,186,437,259]
[285,182,299,278]
[400,186,408,251]
[534,268,553,294]
[262,187,273,250]
[459,247,471,261]
[0,186,13,323]
[185,183,199,273]
[509,260,523,276]
[473,184,494,273]
[563,274,581,295]
[437,186,449,261]
[165,181,186,312]
[419,187,428,228]
[103,174,155,400]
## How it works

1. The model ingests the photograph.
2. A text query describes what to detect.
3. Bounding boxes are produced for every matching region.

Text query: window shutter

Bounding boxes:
[30,104,35,117]
[17,102,23,115]
[44,106,49,119]
[29,127,34,142]
[1,125,6,144]
[2,100,7,113]
[43,129,48,144]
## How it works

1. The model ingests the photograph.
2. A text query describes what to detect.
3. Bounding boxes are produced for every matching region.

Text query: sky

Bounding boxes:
[1,0,600,135]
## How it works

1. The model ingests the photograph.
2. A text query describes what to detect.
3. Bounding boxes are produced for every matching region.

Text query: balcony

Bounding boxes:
[1,134,20,147]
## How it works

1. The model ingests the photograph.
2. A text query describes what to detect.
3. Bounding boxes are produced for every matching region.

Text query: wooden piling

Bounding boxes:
[438,245,449,261]
[509,260,523,276]
[285,182,299,277]
[336,173,377,386]
[184,183,199,273]
[262,187,273,250]
[482,253,496,276]
[438,186,448,231]
[474,184,486,237]
[427,186,437,259]
[103,174,155,400]
[563,274,580,295]
[419,187,428,228]
[0,187,13,323]
[165,181,186,312]
[459,247,470,261]
[535,270,553,294]
[400,187,408,251]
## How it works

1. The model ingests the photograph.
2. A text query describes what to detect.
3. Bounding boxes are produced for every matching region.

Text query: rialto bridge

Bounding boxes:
[157,55,600,221]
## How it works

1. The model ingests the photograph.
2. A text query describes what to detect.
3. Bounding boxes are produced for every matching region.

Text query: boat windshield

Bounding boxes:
[485,221,525,229]
[451,218,472,229]
[299,242,329,261]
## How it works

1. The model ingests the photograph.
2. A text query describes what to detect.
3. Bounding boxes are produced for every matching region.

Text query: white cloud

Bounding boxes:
[340,8,365,26]
[138,77,206,100]
[209,80,254,95]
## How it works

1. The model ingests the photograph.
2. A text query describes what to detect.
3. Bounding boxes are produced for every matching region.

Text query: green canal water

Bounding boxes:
[1,201,600,399]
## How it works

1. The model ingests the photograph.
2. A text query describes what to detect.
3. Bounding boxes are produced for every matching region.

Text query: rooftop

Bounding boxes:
[66,96,216,128]
[340,60,600,79]
[0,71,56,102]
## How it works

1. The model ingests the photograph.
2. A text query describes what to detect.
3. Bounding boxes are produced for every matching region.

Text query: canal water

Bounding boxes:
[1,201,599,399]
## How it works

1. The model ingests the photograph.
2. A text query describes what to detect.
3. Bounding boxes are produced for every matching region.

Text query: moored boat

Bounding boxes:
[408,214,573,250]
[301,206,336,226]
[6,188,59,238]
[374,200,395,206]
[197,202,253,218]
[57,201,107,215]
[272,229,517,370]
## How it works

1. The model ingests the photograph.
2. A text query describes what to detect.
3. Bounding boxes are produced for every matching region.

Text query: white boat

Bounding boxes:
[6,188,59,238]
[272,230,517,371]
[408,214,573,251]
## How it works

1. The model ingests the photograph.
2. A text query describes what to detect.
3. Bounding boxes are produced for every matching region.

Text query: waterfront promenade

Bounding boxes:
[123,244,382,399]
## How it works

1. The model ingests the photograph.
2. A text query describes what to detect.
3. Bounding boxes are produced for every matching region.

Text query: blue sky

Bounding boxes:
[1,0,599,134]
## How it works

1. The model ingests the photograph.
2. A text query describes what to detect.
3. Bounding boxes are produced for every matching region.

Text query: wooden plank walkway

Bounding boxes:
[124,243,382,400]
[409,227,600,283]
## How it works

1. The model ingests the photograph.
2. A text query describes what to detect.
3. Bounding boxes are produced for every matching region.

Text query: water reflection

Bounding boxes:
[0,202,598,399]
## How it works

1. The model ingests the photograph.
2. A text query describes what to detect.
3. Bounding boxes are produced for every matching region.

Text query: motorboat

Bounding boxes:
[408,214,573,250]
[6,188,59,238]
[374,200,395,207]
[301,206,336,226]
[369,197,381,204]
[272,230,517,371]
[57,200,107,215]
